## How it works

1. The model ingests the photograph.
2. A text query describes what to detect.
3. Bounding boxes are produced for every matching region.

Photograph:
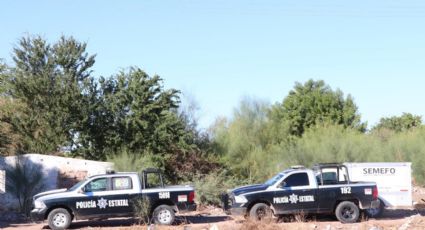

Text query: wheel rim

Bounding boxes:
[53,213,67,227]
[256,207,268,219]
[341,206,355,220]
[157,209,172,224]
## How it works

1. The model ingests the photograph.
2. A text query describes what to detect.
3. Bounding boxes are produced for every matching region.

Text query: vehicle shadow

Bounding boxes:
[39,215,232,229]
[176,215,232,224]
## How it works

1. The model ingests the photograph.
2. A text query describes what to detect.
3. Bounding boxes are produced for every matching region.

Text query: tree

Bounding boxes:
[6,35,95,154]
[270,79,366,137]
[372,113,422,132]
[75,67,193,160]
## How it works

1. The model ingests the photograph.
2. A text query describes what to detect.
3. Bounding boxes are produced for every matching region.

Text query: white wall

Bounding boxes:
[0,154,113,211]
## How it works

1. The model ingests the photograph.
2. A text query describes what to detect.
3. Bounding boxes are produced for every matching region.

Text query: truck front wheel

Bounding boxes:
[153,205,175,225]
[335,201,360,223]
[47,208,72,230]
[249,203,272,221]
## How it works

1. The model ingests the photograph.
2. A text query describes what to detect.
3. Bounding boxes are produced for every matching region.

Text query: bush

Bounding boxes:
[132,196,152,224]
[192,170,243,206]
[107,149,162,173]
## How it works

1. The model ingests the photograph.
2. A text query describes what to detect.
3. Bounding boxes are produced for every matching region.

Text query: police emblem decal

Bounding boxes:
[289,193,299,204]
[97,198,108,209]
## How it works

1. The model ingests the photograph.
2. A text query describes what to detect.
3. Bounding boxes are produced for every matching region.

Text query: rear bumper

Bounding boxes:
[370,199,380,209]
[176,202,197,213]
[360,199,380,209]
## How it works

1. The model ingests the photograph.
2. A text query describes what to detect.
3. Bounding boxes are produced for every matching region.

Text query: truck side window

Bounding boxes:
[282,173,309,187]
[85,178,108,192]
[112,177,132,190]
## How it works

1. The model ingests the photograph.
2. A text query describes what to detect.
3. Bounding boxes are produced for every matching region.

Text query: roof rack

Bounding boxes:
[291,165,305,169]
[313,163,343,167]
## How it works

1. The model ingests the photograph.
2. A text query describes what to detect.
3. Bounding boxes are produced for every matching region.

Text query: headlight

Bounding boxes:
[34,200,46,209]
[234,195,248,204]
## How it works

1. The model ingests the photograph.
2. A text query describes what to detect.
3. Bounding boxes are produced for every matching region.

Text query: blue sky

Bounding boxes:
[1,0,425,129]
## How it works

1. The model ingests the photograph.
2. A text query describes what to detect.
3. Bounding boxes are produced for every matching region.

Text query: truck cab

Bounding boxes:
[223,163,379,223]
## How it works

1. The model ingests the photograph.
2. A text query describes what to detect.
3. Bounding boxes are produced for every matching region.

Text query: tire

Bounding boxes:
[365,199,384,218]
[249,203,272,221]
[152,205,175,225]
[335,201,360,223]
[47,208,72,230]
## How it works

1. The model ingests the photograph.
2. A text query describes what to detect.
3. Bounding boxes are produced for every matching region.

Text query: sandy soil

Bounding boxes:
[2,187,425,230]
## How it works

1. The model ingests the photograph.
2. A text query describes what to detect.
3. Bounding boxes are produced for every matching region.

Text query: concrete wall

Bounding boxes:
[0,154,113,211]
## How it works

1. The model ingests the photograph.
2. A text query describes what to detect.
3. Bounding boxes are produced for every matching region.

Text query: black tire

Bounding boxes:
[365,199,384,218]
[47,208,72,230]
[249,203,272,221]
[152,205,175,225]
[335,201,360,223]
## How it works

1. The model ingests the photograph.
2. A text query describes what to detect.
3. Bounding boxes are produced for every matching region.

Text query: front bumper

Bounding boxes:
[221,192,248,216]
[30,208,47,222]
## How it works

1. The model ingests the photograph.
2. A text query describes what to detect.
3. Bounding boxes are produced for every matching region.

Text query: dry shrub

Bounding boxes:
[239,218,281,230]
[293,211,307,222]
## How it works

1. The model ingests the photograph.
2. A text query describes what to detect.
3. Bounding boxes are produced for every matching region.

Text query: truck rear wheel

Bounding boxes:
[249,203,272,221]
[153,205,175,225]
[47,208,72,230]
[335,201,360,223]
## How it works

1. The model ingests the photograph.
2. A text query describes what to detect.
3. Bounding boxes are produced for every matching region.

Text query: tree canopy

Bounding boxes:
[372,113,422,133]
[0,36,197,161]
[269,79,366,137]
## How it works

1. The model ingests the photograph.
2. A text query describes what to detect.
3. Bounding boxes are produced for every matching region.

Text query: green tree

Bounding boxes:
[372,113,422,132]
[211,98,273,182]
[6,35,95,154]
[75,67,193,160]
[270,79,366,137]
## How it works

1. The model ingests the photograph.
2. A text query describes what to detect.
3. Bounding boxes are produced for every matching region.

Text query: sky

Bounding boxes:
[1,0,425,129]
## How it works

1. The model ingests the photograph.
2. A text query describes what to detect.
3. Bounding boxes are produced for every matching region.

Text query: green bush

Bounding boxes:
[106,149,162,173]
[192,170,243,206]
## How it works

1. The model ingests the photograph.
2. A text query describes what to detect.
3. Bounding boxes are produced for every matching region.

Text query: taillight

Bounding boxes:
[372,187,378,199]
[189,191,195,203]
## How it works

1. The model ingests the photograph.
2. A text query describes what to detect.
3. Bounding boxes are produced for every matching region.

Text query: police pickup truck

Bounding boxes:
[31,168,196,230]
[222,163,380,223]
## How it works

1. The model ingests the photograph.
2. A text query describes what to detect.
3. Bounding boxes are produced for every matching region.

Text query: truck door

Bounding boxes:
[273,172,318,214]
[75,176,135,218]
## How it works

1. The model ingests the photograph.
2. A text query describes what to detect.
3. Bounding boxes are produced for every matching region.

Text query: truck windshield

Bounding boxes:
[264,173,285,187]
[68,179,87,191]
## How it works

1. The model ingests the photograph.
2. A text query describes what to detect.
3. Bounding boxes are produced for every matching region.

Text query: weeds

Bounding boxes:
[133,196,152,225]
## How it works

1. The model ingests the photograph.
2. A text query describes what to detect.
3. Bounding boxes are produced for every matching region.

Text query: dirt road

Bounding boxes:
[1,208,424,230]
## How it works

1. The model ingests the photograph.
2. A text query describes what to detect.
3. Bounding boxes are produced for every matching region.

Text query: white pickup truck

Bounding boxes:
[345,162,412,217]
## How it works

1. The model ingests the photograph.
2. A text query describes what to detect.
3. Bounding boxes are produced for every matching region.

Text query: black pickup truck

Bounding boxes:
[31,168,196,230]
[223,163,380,223]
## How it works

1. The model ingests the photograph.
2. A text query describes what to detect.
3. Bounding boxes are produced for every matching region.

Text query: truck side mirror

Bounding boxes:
[281,181,287,188]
